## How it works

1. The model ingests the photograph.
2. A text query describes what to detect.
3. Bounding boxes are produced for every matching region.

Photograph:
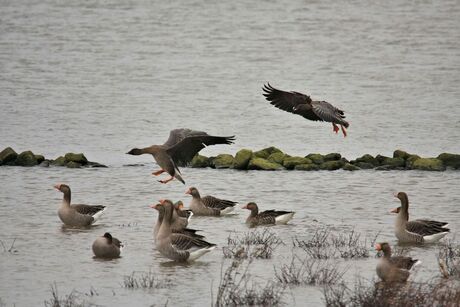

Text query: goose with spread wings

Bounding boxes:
[262,83,349,137]
[127,129,235,184]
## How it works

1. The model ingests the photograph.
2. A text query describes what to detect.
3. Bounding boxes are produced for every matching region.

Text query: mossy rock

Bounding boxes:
[380,157,405,168]
[234,149,253,170]
[34,154,45,164]
[375,154,390,165]
[52,156,66,166]
[412,158,445,171]
[295,163,319,171]
[354,162,375,169]
[0,147,18,165]
[64,153,88,165]
[247,158,283,170]
[15,151,38,166]
[319,160,344,170]
[405,155,421,168]
[393,150,410,160]
[253,146,282,159]
[375,165,405,171]
[437,153,460,169]
[283,156,312,170]
[212,154,234,169]
[66,161,82,168]
[267,152,286,165]
[191,155,209,168]
[354,154,379,166]
[305,153,324,164]
[324,153,341,161]
[343,163,360,171]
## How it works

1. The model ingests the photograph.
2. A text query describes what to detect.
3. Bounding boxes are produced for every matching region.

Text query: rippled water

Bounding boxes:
[1,0,459,306]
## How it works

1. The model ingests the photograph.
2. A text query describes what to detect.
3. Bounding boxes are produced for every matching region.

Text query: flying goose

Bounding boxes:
[375,242,420,282]
[262,83,349,137]
[185,187,237,216]
[92,232,123,258]
[391,192,449,243]
[242,202,295,227]
[127,129,235,184]
[54,184,106,227]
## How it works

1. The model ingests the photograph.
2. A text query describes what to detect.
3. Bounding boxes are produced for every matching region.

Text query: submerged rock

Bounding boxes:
[64,153,88,165]
[295,163,319,171]
[15,151,38,166]
[437,153,460,169]
[283,157,312,170]
[66,161,81,168]
[191,155,209,168]
[375,165,405,171]
[247,158,283,170]
[253,146,282,159]
[412,158,445,171]
[233,149,253,170]
[319,160,344,170]
[405,154,421,168]
[212,154,234,169]
[86,161,108,168]
[342,163,360,171]
[380,157,405,168]
[0,147,18,165]
[354,162,375,169]
[305,153,324,165]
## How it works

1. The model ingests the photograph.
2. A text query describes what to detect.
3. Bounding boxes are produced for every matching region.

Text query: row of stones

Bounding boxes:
[0,147,106,168]
[190,147,460,171]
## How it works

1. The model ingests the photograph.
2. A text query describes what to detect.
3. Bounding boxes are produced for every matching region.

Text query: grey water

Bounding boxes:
[0,0,459,306]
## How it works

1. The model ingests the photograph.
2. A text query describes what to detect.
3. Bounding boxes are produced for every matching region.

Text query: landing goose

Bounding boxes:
[391,192,449,243]
[54,184,106,227]
[126,129,235,184]
[375,242,420,282]
[186,187,237,216]
[92,232,123,258]
[242,202,295,227]
[262,83,349,137]
[155,200,216,262]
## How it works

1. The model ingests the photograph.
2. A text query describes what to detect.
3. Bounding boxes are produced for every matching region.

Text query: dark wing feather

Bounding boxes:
[163,129,209,148]
[171,233,215,250]
[259,209,293,217]
[202,196,237,210]
[72,204,105,216]
[406,220,450,236]
[311,101,349,127]
[174,228,205,239]
[389,256,418,270]
[166,135,235,166]
[112,237,123,248]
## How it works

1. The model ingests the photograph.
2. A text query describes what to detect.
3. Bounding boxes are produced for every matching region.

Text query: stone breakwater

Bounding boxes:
[0,147,106,168]
[190,147,460,171]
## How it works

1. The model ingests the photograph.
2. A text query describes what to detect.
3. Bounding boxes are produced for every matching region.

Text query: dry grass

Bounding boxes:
[0,238,18,254]
[274,254,347,286]
[213,259,285,306]
[223,230,283,260]
[438,240,460,279]
[44,283,94,307]
[122,271,171,289]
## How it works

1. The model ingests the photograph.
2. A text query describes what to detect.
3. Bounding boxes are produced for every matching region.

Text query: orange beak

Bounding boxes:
[150,203,161,210]
[241,204,248,209]
[185,188,191,195]
[375,243,382,251]
[390,207,400,214]
[178,203,184,210]
[53,184,60,190]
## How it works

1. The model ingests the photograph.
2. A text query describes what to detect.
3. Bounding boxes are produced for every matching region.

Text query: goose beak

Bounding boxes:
[389,207,400,214]
[53,184,60,190]
[375,243,381,251]
[393,192,398,198]
[185,188,191,195]
[241,204,247,209]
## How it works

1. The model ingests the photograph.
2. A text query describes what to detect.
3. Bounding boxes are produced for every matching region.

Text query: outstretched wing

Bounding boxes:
[163,129,209,148]
[166,135,235,166]
[311,101,349,127]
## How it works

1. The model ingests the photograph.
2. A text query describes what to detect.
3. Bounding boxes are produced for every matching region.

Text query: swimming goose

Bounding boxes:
[155,200,216,262]
[262,83,349,137]
[375,242,420,282]
[92,232,123,258]
[126,129,235,184]
[151,203,204,240]
[54,184,106,227]
[185,187,237,216]
[242,202,295,227]
[174,200,193,221]
[391,192,449,243]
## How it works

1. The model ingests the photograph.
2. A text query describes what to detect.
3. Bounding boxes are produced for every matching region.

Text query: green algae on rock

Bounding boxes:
[305,153,324,165]
[15,151,38,166]
[295,163,319,171]
[212,154,234,169]
[319,160,345,170]
[0,147,18,165]
[267,152,287,165]
[247,158,283,170]
[342,163,360,171]
[411,158,445,171]
[283,157,312,170]
[437,153,460,169]
[64,153,88,165]
[233,149,253,170]
[253,146,282,159]
[191,154,209,168]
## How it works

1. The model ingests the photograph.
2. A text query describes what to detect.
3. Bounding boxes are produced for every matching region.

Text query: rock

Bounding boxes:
[253,146,282,159]
[412,158,445,171]
[319,160,345,170]
[295,163,319,171]
[233,149,253,170]
[380,157,406,168]
[52,156,66,166]
[39,160,50,167]
[247,158,283,170]
[393,150,410,160]
[15,151,38,166]
[375,154,390,165]
[375,165,405,171]
[354,154,379,167]
[212,154,234,169]
[283,156,312,170]
[342,163,360,171]
[64,153,88,165]
[267,152,286,165]
[66,161,82,168]
[34,154,45,164]
[405,154,421,168]
[324,153,341,161]
[87,161,108,168]
[0,147,18,165]
[191,155,209,168]
[437,153,460,169]
[354,162,375,169]
[305,153,324,164]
